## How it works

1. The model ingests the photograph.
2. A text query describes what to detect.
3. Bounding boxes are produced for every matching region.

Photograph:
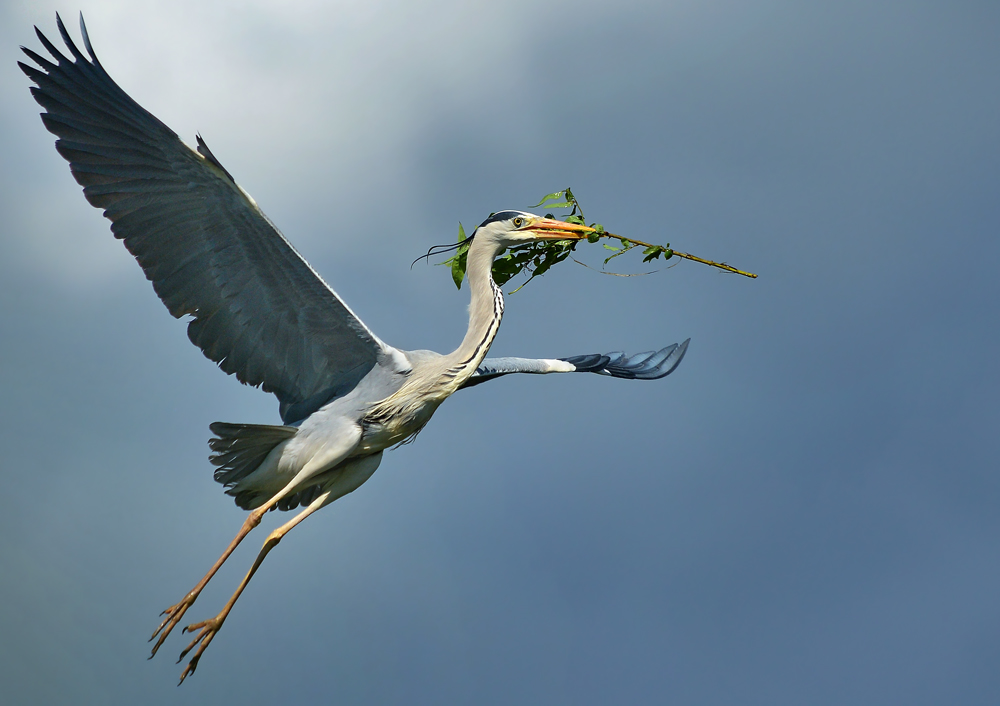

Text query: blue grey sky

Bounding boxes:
[1,1,998,703]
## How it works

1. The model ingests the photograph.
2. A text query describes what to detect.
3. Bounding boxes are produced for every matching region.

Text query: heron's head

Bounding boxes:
[413,210,596,269]
[474,210,594,247]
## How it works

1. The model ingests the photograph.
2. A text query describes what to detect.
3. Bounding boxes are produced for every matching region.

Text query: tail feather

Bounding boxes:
[209,422,296,488]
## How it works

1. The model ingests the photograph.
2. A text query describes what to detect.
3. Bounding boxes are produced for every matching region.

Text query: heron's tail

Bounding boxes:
[209,422,335,512]
[208,421,296,491]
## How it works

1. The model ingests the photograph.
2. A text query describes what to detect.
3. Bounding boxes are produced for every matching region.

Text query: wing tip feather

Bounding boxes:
[79,13,100,64]
[195,133,236,184]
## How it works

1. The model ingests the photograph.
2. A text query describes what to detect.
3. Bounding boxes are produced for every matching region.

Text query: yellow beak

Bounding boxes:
[518,217,595,240]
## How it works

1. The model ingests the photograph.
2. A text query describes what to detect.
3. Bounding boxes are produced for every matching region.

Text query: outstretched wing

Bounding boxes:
[460,340,690,389]
[20,15,396,425]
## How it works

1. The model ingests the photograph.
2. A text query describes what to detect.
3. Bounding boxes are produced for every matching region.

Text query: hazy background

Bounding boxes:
[2,1,998,703]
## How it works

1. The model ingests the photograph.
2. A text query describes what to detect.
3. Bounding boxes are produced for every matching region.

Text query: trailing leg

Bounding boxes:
[149,497,272,657]
[175,452,382,684]
[150,419,363,658]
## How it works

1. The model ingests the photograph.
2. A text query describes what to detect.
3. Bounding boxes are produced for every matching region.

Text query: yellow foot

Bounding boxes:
[176,616,223,685]
[148,593,198,659]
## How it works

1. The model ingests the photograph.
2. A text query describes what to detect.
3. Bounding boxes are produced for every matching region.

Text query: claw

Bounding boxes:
[178,656,200,685]
[148,595,196,659]
[175,617,221,684]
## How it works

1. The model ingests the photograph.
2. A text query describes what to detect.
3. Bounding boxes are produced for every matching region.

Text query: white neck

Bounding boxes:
[442,236,505,378]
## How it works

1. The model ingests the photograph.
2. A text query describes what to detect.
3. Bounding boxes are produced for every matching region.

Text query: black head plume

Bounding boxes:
[411,231,475,269]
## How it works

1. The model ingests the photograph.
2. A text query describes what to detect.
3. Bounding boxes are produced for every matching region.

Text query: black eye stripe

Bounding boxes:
[477,210,530,228]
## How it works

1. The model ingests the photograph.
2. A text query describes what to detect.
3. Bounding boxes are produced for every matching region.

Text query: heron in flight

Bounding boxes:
[20,15,689,683]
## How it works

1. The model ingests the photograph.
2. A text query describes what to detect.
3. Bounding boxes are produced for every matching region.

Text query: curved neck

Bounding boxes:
[445,237,505,373]
[364,236,506,429]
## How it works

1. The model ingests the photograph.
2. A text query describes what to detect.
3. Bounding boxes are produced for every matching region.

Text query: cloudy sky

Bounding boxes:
[1,1,998,703]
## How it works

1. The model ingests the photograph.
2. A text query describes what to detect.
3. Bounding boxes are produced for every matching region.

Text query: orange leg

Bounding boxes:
[148,500,274,658]
[149,425,362,659]
[167,450,381,684]
[175,488,338,684]
[151,424,364,658]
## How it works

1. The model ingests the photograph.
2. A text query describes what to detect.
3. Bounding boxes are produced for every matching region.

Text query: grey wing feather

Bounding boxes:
[585,340,690,379]
[21,15,394,424]
[462,339,690,389]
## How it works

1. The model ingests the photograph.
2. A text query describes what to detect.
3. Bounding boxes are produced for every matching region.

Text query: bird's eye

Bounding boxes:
[513,217,524,228]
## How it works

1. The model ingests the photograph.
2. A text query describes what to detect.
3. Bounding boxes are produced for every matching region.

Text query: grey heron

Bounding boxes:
[20,15,689,683]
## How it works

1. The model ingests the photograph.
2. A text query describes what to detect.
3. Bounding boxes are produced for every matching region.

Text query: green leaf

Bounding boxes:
[538,201,572,209]
[603,243,637,267]
[505,240,575,293]
[641,245,664,263]
[603,243,620,251]
[450,222,469,289]
[531,190,566,208]
[491,244,538,286]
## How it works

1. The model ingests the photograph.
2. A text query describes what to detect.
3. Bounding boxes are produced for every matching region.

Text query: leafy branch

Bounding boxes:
[443,187,757,291]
